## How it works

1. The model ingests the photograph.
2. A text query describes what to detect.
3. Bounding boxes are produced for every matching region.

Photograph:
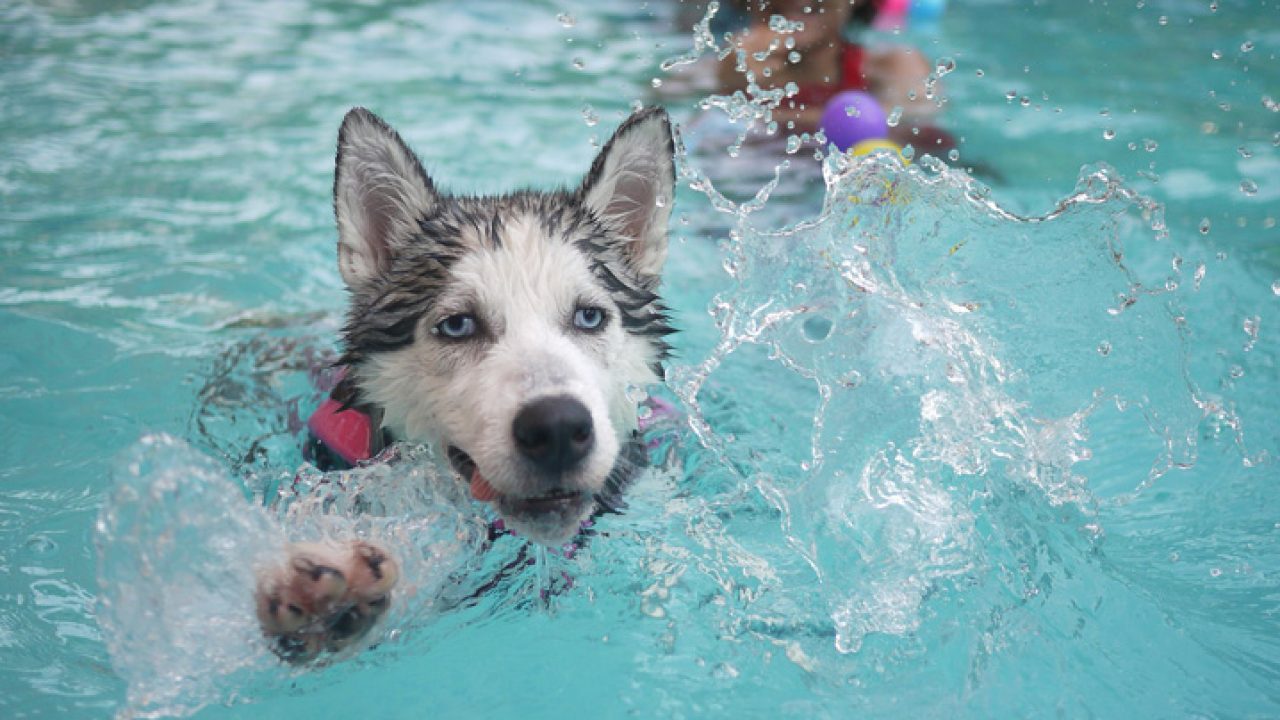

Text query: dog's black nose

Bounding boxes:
[512,396,595,473]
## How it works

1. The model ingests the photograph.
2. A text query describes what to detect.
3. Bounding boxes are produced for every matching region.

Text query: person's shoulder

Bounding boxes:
[861,44,931,75]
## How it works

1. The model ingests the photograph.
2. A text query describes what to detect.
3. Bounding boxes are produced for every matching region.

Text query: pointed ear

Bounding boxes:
[578,107,675,282]
[333,107,438,289]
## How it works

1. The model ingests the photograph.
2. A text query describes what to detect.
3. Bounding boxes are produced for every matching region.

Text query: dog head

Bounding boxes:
[330,107,675,545]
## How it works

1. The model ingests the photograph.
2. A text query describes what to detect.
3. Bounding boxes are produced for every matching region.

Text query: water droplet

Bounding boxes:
[1097,341,1112,356]
[1005,89,1017,101]
[935,57,956,75]
[1193,262,1206,290]
[1271,280,1280,296]
[788,51,801,64]
[1241,40,1255,53]
[1157,15,1169,25]
[1107,294,1136,315]
[1103,128,1116,140]
[1209,1,1218,10]
[839,369,863,388]
[1020,96,1031,107]
[1143,138,1158,152]
[557,12,576,28]
[947,148,960,162]
[767,14,805,33]
[581,103,599,127]
[1199,218,1211,234]
[24,535,57,555]
[1211,49,1222,60]
[1243,315,1260,351]
[1238,145,1253,158]
[900,144,915,160]
[885,106,903,128]
[1228,365,1244,379]
[1240,179,1259,196]
[572,57,585,70]
[655,195,666,208]
[785,135,802,154]
[975,68,985,77]
[1209,567,1222,577]
[651,77,663,88]
[802,315,833,342]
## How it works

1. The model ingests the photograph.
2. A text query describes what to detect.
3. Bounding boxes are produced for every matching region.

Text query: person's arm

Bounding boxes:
[717,24,782,93]
[863,46,939,122]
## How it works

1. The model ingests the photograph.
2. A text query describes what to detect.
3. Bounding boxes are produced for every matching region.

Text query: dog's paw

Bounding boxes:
[254,540,398,663]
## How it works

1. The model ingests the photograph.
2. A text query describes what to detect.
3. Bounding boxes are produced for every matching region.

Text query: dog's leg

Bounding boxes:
[254,540,398,663]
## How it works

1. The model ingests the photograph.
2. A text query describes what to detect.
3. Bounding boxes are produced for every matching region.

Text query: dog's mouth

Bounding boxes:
[447,445,592,519]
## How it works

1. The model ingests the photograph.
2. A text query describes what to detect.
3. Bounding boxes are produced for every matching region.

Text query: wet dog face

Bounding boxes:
[330,107,674,544]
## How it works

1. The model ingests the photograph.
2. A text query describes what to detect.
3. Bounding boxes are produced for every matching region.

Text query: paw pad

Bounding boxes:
[254,540,399,663]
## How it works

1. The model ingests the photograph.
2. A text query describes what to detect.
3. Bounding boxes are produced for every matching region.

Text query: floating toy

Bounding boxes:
[851,138,909,164]
[820,90,888,152]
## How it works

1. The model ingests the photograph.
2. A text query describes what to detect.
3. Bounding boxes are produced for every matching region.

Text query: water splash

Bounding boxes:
[95,436,491,717]
[648,131,1239,694]
[95,434,285,717]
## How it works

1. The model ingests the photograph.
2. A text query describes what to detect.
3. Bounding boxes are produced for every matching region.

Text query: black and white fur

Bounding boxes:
[255,106,676,661]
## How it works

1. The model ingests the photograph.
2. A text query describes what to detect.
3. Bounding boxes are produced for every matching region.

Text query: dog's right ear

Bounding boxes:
[333,108,437,289]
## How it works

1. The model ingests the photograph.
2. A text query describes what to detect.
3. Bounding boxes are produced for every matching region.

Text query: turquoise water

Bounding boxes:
[2,0,1278,717]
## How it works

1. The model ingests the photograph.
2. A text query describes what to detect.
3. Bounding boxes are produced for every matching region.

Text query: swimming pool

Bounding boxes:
[2,0,1277,717]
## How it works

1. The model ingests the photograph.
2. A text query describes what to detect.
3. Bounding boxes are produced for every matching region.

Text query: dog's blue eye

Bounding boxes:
[435,314,477,339]
[573,306,606,331]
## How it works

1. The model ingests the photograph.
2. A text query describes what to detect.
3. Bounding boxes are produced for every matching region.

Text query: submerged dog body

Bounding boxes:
[255,106,676,660]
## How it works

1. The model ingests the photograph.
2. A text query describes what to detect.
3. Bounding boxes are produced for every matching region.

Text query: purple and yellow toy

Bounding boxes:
[820,90,889,152]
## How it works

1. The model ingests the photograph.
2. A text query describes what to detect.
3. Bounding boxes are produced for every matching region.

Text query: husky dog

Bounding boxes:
[254,106,676,661]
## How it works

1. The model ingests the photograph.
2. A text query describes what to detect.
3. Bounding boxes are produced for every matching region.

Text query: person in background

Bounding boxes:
[715,0,953,153]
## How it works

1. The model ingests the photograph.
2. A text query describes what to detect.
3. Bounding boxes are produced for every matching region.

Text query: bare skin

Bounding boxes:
[716,0,939,146]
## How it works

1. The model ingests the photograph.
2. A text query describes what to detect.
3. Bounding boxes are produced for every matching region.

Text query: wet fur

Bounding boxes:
[255,106,676,660]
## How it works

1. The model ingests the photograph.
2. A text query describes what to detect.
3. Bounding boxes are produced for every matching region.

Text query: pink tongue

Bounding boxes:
[470,468,498,502]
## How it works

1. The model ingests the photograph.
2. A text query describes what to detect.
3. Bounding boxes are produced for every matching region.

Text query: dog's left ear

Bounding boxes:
[578,107,675,283]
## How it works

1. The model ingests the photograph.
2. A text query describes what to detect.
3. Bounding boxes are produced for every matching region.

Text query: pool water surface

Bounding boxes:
[1,0,1278,717]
